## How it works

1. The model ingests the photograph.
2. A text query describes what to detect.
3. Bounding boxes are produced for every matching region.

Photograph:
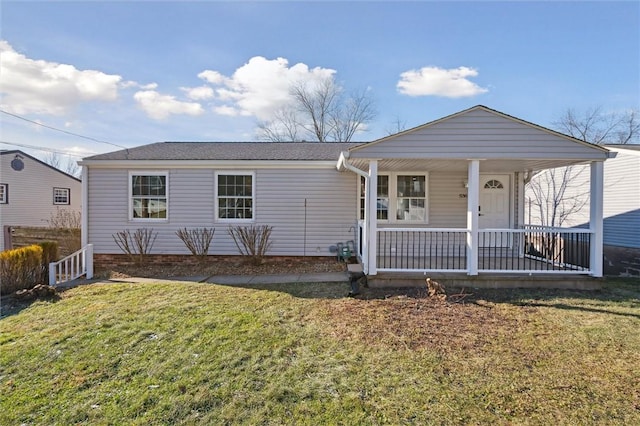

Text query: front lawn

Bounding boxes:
[1,278,639,424]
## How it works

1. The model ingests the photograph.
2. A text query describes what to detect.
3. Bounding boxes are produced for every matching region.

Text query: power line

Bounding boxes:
[0,140,94,158]
[0,109,128,149]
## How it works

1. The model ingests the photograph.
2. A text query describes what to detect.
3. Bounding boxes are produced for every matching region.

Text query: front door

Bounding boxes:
[479,174,510,247]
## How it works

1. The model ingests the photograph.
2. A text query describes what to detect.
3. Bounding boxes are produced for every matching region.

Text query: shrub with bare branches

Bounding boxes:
[46,208,81,253]
[176,227,215,260]
[228,225,273,265]
[112,228,158,264]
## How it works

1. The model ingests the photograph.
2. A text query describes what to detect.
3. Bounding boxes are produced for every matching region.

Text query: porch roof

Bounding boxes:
[341,105,613,173]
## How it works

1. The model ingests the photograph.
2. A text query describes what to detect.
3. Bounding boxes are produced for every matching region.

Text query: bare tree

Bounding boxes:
[553,106,639,145]
[44,153,81,178]
[258,76,376,142]
[385,116,408,136]
[527,106,639,228]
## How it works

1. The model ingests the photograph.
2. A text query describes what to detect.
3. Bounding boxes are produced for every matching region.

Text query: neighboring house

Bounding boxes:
[526,145,640,276]
[0,150,82,251]
[79,106,613,282]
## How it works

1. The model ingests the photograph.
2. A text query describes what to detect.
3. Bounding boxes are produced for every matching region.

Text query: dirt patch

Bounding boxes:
[316,286,533,353]
[95,256,347,280]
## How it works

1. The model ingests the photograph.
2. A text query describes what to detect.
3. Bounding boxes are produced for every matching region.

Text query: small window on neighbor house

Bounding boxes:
[130,173,168,220]
[53,187,70,205]
[216,172,254,221]
[0,184,7,204]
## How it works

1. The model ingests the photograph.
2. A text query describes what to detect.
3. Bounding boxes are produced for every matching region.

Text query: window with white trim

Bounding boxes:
[216,172,254,221]
[359,175,390,220]
[130,173,168,220]
[53,187,70,205]
[0,184,7,204]
[358,173,428,223]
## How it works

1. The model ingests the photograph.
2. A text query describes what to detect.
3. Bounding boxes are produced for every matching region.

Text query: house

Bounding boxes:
[79,106,614,287]
[0,150,82,252]
[526,144,640,276]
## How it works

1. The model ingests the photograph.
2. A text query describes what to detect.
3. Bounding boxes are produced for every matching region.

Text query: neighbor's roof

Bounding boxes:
[83,142,362,161]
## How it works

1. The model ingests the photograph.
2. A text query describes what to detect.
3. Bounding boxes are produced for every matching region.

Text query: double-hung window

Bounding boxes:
[130,172,168,220]
[53,187,70,205]
[0,184,7,204]
[216,172,254,221]
[358,173,428,223]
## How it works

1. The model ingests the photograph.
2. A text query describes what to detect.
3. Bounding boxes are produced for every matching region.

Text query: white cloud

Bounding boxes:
[182,85,214,101]
[0,40,122,115]
[198,70,226,85]
[200,56,336,120]
[133,90,204,120]
[397,66,488,98]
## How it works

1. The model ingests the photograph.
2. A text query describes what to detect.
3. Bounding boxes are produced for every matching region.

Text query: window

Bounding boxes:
[130,173,167,220]
[0,184,7,204]
[359,175,389,220]
[53,187,70,205]
[358,173,428,223]
[396,175,426,222]
[216,172,254,221]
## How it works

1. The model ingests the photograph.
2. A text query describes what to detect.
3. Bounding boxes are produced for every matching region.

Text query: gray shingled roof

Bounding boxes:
[84,142,363,161]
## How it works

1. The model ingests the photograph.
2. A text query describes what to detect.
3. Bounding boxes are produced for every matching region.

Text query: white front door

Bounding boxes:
[479,174,510,246]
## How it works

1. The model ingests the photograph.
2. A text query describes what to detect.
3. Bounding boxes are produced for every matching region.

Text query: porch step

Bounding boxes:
[367,272,603,290]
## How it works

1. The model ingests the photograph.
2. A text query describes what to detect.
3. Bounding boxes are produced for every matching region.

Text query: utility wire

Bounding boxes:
[0,140,93,158]
[0,109,128,149]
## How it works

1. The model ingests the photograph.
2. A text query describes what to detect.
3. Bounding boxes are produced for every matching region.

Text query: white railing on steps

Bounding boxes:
[49,244,94,286]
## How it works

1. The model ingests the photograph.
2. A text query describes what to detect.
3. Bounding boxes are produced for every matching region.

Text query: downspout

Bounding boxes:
[337,151,370,274]
[81,164,88,247]
[337,151,368,179]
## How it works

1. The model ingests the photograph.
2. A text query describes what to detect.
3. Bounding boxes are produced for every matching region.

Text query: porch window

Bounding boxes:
[216,172,254,221]
[359,175,389,220]
[53,187,70,205]
[130,172,168,220]
[358,173,428,223]
[396,175,426,222]
[0,183,7,204]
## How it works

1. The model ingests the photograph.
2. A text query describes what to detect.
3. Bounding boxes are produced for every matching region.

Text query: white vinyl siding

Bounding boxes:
[0,153,82,251]
[350,108,607,161]
[87,167,357,256]
[526,147,640,249]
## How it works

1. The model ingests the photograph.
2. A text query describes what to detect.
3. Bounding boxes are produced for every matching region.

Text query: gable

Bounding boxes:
[349,106,610,161]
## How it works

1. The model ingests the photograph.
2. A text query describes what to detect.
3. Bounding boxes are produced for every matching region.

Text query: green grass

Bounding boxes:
[1,278,639,425]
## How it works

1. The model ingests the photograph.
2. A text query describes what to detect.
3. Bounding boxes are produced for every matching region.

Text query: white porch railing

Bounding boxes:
[374,227,593,275]
[49,244,94,286]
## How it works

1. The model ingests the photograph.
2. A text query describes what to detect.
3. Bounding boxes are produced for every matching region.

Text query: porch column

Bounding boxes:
[466,160,480,275]
[590,161,604,277]
[367,160,378,275]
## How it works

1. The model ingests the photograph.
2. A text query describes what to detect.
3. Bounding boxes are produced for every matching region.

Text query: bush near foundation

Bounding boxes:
[0,242,59,295]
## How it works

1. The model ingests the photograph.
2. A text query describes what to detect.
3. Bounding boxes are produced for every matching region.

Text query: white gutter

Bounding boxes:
[337,151,368,178]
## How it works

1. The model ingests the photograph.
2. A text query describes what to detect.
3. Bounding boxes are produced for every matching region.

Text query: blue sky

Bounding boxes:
[1,1,638,163]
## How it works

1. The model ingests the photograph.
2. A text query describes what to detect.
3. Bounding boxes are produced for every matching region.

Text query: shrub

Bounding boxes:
[0,245,44,295]
[176,228,215,261]
[228,225,273,265]
[39,241,59,284]
[112,228,158,265]
[46,208,81,253]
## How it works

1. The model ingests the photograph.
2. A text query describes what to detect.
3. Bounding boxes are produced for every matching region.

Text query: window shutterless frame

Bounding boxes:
[53,187,70,205]
[215,171,255,222]
[128,171,169,221]
[357,172,429,224]
[0,183,7,204]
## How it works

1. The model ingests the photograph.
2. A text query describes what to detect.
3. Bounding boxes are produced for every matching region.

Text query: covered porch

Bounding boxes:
[337,106,613,280]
